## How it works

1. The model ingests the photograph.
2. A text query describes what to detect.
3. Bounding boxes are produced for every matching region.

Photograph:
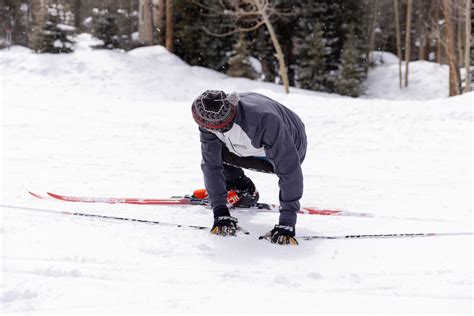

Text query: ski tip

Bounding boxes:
[28,191,46,199]
[46,192,61,199]
[47,192,74,202]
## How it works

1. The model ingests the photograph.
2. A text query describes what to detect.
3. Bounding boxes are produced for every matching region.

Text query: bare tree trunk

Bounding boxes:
[128,0,135,49]
[26,0,32,46]
[73,0,82,30]
[165,0,173,52]
[424,0,436,61]
[442,0,462,96]
[139,0,153,45]
[418,31,424,60]
[156,0,165,45]
[367,0,380,64]
[457,4,464,65]
[256,1,289,93]
[404,0,413,87]
[424,36,431,60]
[417,19,427,60]
[464,0,472,92]
[394,0,403,88]
[197,0,289,93]
[435,0,442,63]
[29,0,48,52]
[149,0,155,45]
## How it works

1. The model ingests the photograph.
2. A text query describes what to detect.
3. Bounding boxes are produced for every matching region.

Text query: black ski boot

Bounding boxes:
[226,175,259,208]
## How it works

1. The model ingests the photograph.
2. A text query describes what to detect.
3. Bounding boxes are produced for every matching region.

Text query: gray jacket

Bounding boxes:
[199,92,307,226]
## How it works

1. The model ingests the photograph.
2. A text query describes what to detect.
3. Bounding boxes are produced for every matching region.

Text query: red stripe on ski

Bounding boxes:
[300,207,342,215]
[46,192,191,205]
[300,207,375,217]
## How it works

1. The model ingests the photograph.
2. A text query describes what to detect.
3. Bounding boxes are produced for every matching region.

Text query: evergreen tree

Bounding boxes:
[90,9,132,50]
[286,0,342,92]
[290,0,368,94]
[334,24,366,97]
[272,0,300,86]
[91,9,119,49]
[340,0,369,69]
[174,0,235,71]
[1,0,30,48]
[174,0,370,94]
[297,22,327,91]
[249,26,277,83]
[30,3,75,54]
[226,34,258,80]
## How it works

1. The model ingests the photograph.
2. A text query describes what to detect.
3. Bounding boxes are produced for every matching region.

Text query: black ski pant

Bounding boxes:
[221,147,274,183]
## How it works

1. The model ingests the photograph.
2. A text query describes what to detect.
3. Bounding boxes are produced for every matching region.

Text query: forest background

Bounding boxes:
[1,0,472,97]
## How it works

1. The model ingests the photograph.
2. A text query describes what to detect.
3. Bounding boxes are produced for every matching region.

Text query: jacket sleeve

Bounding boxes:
[199,127,228,208]
[260,115,303,226]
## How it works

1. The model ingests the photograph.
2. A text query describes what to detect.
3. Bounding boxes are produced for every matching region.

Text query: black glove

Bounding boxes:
[259,224,299,245]
[210,206,238,236]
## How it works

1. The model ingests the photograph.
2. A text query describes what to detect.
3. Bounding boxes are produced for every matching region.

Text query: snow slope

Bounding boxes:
[1,34,473,314]
[364,51,450,100]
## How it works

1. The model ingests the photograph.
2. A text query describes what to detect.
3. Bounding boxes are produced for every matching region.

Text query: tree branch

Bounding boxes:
[203,20,265,37]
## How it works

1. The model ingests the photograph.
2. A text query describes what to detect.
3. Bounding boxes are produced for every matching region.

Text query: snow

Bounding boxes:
[369,50,400,65]
[56,23,76,32]
[248,56,263,74]
[82,16,93,26]
[53,39,63,48]
[1,34,472,314]
[364,51,451,100]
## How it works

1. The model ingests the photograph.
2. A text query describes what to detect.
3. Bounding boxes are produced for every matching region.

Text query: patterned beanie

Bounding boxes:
[191,90,237,132]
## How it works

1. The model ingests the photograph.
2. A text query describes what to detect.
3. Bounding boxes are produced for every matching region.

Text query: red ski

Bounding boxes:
[29,191,343,213]
[28,190,446,221]
[29,191,204,206]
[28,191,48,200]
[49,192,193,205]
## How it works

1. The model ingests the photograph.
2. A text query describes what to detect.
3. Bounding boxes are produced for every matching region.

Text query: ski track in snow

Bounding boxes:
[1,34,472,314]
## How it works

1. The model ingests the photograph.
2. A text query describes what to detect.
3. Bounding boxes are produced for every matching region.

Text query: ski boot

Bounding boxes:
[226,175,259,208]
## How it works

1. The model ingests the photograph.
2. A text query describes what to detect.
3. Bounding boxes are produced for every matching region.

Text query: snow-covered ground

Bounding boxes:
[1,34,473,314]
[365,51,450,100]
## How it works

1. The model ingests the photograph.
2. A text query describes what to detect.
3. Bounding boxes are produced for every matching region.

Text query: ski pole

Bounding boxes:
[299,232,474,240]
[1,204,249,234]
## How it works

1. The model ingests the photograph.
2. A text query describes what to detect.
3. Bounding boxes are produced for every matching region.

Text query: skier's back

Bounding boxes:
[192,90,307,245]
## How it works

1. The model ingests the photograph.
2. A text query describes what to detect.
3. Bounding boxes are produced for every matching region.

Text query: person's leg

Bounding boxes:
[222,164,245,185]
[222,147,274,174]
[221,147,274,206]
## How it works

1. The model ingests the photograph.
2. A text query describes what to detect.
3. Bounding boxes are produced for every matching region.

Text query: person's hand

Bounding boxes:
[259,224,299,245]
[210,215,238,236]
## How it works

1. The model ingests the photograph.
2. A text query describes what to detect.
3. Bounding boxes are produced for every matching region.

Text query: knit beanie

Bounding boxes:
[191,90,238,132]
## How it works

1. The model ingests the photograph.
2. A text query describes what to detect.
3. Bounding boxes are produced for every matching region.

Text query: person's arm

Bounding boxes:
[260,115,303,226]
[199,127,228,209]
